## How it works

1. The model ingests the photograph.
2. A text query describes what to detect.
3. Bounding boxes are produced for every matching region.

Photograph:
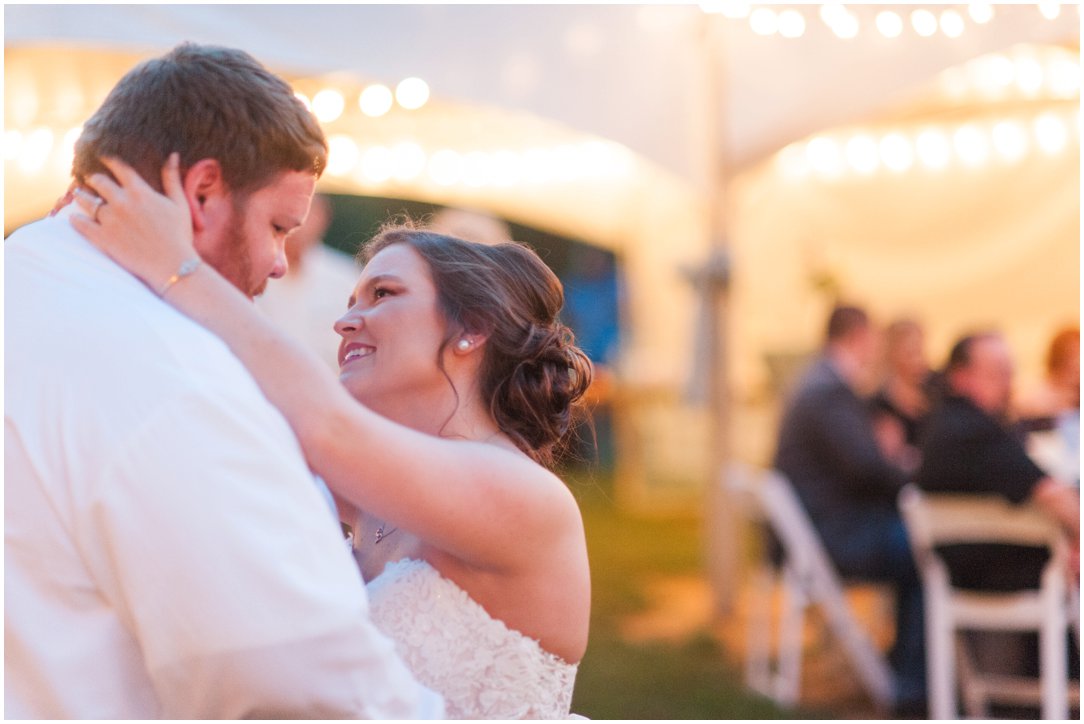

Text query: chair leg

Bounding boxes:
[926,591,957,719]
[1040,587,1068,720]
[773,565,806,707]
[745,564,775,697]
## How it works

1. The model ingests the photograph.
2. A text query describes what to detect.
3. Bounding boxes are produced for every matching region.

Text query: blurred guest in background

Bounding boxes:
[1017,326,1080,420]
[1016,326,1080,485]
[916,331,1079,589]
[773,304,924,713]
[256,194,360,370]
[869,318,932,472]
[915,331,1080,698]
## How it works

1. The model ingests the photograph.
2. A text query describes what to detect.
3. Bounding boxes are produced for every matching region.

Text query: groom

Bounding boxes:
[5,43,441,718]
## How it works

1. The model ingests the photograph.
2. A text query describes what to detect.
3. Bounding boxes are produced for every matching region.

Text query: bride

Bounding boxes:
[72,155,593,719]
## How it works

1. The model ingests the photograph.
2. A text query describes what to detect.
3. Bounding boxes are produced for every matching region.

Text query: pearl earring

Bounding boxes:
[456,339,471,351]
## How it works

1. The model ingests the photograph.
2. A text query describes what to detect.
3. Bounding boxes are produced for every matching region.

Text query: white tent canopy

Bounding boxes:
[5,4,1080,500]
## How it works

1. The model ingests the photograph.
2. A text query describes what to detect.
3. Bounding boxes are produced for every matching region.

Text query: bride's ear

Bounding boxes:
[182,159,228,233]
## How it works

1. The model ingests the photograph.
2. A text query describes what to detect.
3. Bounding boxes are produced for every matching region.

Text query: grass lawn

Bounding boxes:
[567,471,806,719]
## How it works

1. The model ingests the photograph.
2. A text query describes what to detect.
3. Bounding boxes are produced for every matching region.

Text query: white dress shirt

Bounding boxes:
[4,210,443,719]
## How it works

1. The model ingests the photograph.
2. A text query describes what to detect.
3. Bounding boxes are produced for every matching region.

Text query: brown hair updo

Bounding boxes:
[361,223,593,467]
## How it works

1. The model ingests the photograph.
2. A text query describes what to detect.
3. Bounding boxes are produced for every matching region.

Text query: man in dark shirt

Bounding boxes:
[774,305,924,711]
[916,331,1079,590]
[915,331,1080,694]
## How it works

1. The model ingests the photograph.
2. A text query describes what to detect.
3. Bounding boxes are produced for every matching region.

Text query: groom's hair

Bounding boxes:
[72,43,327,195]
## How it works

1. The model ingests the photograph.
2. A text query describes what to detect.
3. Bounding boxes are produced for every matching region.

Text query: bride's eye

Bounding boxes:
[373,287,394,300]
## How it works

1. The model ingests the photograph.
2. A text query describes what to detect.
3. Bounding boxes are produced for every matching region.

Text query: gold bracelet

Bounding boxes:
[157,258,202,297]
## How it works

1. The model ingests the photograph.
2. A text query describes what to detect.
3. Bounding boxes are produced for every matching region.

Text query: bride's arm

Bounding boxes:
[71,156,581,571]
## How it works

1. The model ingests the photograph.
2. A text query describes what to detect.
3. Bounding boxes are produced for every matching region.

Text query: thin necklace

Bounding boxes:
[374,523,398,544]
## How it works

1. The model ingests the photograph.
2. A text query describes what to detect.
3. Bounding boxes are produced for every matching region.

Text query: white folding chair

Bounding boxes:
[898,484,1079,719]
[727,464,896,712]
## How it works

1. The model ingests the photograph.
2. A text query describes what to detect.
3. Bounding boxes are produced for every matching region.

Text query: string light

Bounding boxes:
[395,78,430,110]
[991,120,1028,162]
[777,10,806,38]
[1034,112,1068,154]
[915,128,951,169]
[359,84,394,117]
[360,145,394,183]
[879,132,914,172]
[939,9,966,38]
[428,149,463,185]
[391,141,427,182]
[952,124,990,166]
[312,89,345,123]
[294,91,312,112]
[844,134,879,174]
[968,2,995,24]
[749,7,779,36]
[326,134,360,176]
[1037,0,1061,20]
[875,11,904,39]
[4,129,24,161]
[911,9,939,37]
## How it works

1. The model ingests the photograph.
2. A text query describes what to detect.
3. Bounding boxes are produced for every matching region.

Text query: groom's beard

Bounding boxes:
[207,202,264,299]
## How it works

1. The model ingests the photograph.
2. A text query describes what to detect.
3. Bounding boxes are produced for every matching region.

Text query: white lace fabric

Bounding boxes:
[366,558,579,719]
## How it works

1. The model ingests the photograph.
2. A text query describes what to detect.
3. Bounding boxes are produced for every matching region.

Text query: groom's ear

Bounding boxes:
[182,159,229,234]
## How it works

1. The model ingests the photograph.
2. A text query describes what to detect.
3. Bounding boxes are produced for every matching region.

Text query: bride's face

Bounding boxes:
[334,244,452,415]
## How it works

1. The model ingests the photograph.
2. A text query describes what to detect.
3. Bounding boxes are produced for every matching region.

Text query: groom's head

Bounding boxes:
[72,43,328,297]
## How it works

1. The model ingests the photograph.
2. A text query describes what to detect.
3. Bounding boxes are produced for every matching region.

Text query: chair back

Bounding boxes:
[898,485,1066,573]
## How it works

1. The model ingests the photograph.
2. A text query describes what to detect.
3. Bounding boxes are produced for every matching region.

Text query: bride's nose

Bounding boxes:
[334,308,362,338]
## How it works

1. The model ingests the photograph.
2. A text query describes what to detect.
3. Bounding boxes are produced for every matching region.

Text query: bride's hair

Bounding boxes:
[360,222,593,467]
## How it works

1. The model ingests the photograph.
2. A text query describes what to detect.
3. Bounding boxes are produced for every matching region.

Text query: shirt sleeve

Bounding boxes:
[805,384,909,498]
[78,388,443,719]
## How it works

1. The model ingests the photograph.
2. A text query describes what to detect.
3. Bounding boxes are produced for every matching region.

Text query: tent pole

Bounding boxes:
[699,14,738,617]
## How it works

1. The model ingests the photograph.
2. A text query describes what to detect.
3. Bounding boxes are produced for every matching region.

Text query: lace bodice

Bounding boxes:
[366,558,579,719]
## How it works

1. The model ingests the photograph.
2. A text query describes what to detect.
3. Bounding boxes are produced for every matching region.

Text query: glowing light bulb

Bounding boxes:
[1034,112,1068,154]
[360,145,394,183]
[844,134,879,175]
[19,127,54,174]
[777,143,810,181]
[428,149,463,185]
[879,133,914,173]
[953,124,989,166]
[916,128,951,170]
[778,9,806,38]
[939,9,965,38]
[312,89,345,123]
[294,91,312,111]
[359,84,394,117]
[326,135,359,176]
[4,129,23,161]
[1038,0,1061,20]
[991,120,1028,162]
[391,141,427,182]
[806,136,843,178]
[749,7,779,35]
[462,150,494,187]
[911,9,938,37]
[719,1,750,19]
[876,11,903,38]
[968,2,994,24]
[1014,55,1044,95]
[395,78,430,110]
[830,11,859,39]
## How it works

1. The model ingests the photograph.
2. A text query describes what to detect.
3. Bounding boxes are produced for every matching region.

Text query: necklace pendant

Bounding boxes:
[374,526,386,544]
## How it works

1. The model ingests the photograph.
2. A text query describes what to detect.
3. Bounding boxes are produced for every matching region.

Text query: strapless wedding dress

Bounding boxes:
[366,558,579,719]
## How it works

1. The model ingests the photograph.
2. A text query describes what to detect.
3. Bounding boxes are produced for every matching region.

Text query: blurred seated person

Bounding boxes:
[916,331,1079,589]
[255,194,360,370]
[869,318,933,472]
[1016,326,1079,485]
[773,304,924,712]
[915,331,1080,691]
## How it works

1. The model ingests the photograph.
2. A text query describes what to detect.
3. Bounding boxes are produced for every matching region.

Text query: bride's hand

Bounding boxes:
[70,153,197,294]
